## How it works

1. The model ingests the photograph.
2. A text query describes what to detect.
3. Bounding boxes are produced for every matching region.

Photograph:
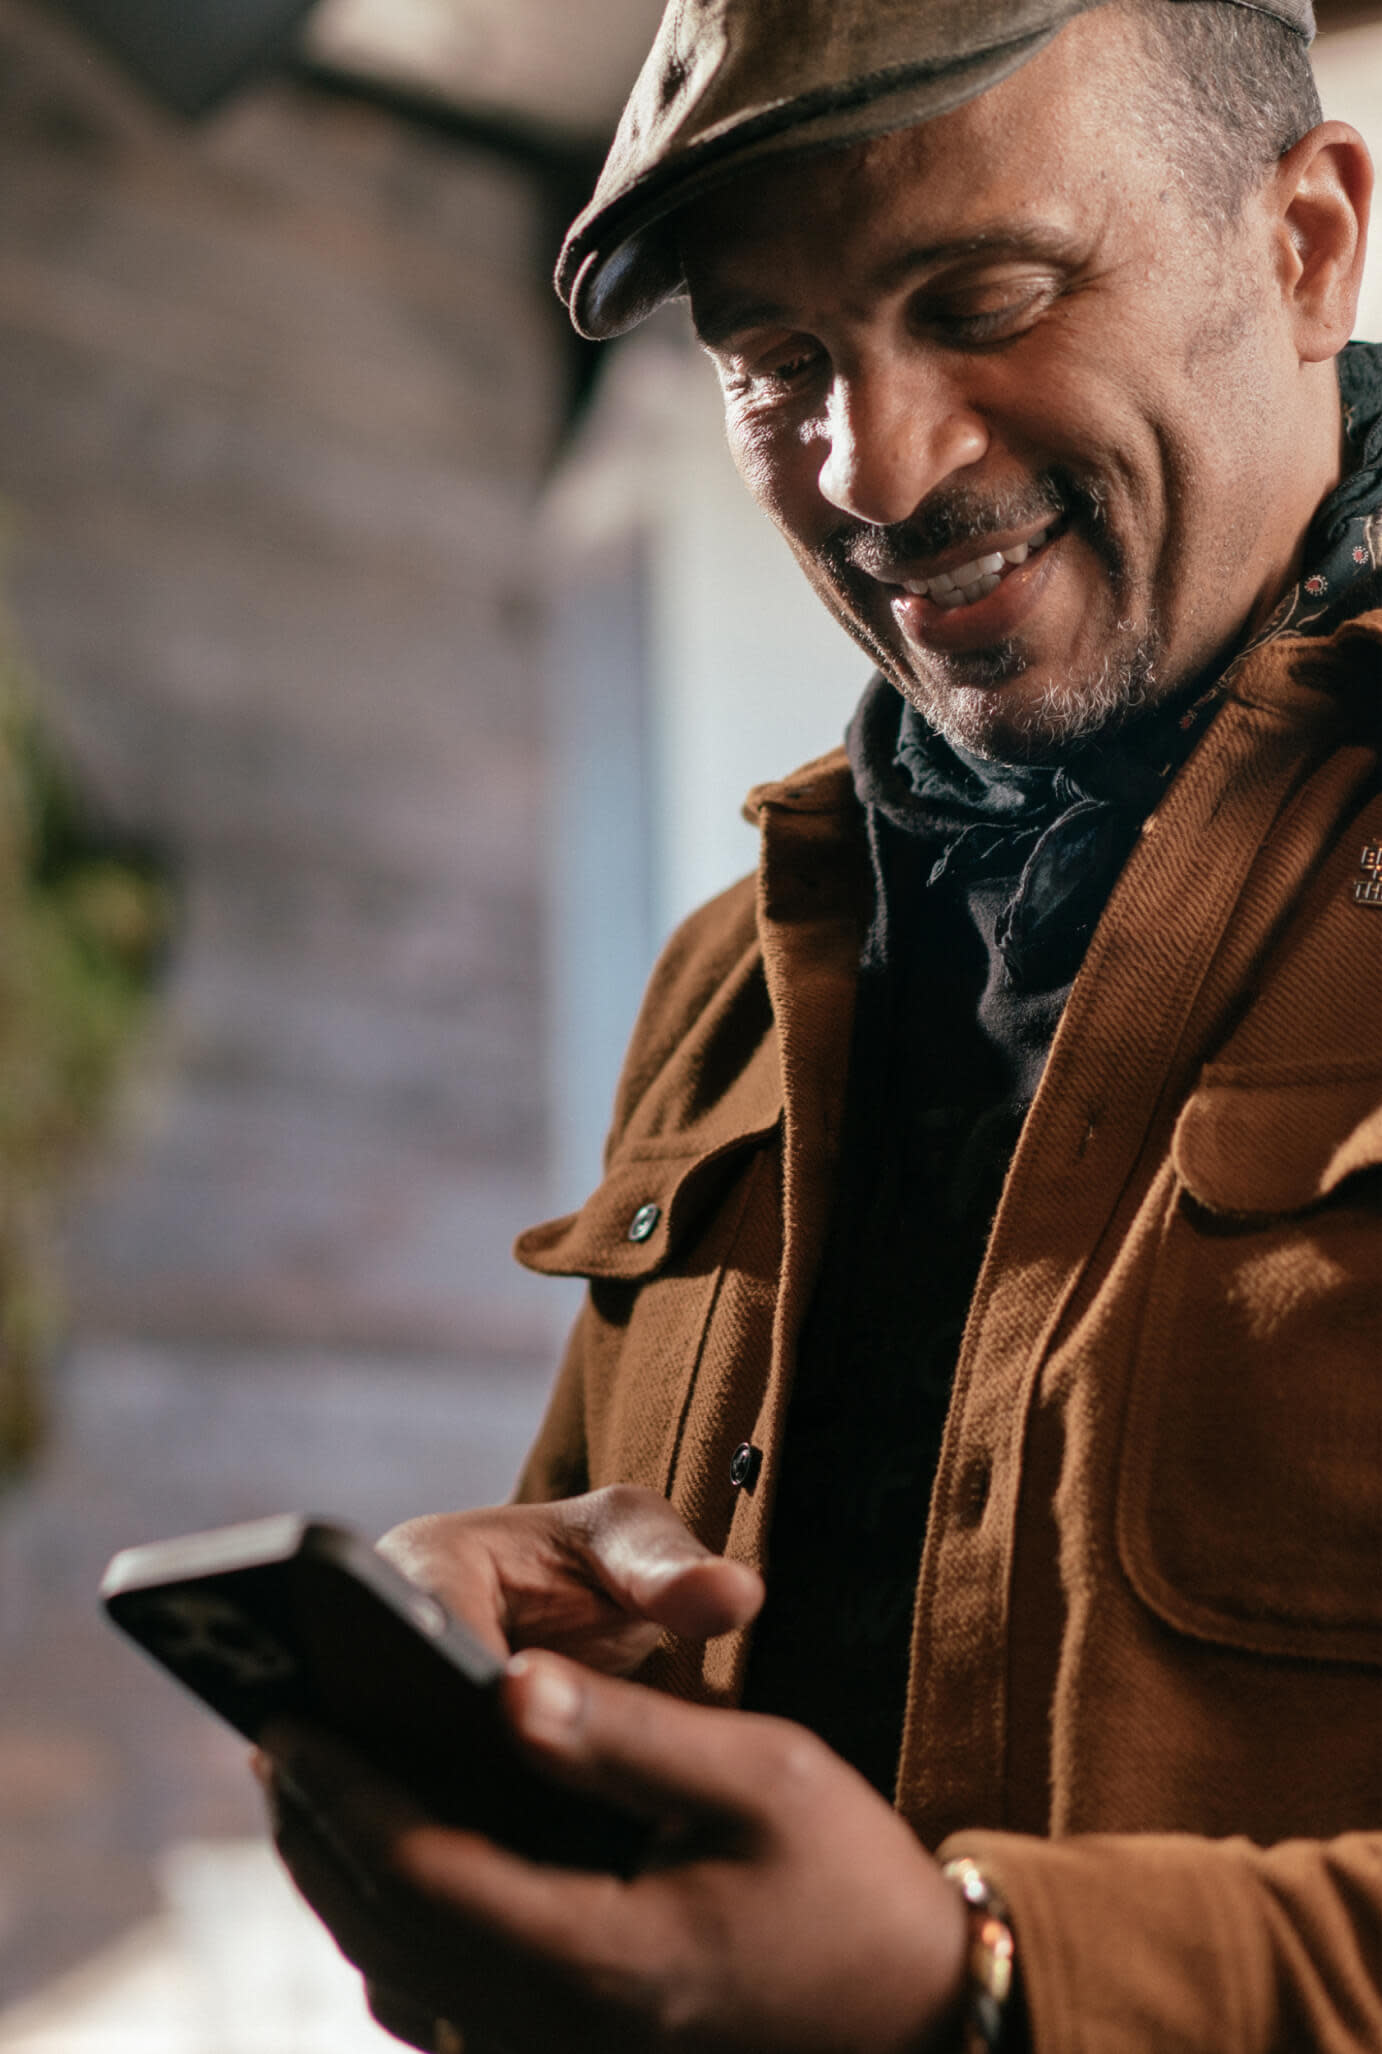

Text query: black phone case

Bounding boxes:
[101,1513,648,1874]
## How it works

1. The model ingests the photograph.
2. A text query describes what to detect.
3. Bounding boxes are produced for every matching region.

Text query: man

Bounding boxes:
[263,1,1382,2046]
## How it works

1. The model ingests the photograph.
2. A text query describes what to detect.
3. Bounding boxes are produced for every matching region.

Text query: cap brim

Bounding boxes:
[561,27,1062,341]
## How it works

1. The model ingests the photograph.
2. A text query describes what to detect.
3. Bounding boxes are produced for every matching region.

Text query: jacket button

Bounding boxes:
[627,1202,661,1243]
[729,1442,762,1491]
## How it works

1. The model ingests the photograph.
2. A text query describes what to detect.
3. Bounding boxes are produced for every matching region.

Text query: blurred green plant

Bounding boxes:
[0,604,174,1481]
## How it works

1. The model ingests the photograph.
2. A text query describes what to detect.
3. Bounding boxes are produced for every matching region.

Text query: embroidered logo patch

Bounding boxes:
[1355,842,1382,907]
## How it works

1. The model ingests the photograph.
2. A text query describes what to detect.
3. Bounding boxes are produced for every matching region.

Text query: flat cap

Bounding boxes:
[558,0,1316,340]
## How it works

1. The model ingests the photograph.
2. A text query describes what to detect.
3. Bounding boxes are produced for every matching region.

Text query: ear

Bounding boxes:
[1269,120,1373,363]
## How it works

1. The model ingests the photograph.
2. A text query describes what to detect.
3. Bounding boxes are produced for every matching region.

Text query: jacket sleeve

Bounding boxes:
[940,1826,1382,2052]
[512,1297,594,1503]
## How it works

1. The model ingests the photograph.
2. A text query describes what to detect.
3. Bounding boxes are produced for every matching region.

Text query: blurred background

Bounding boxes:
[0,0,1378,2044]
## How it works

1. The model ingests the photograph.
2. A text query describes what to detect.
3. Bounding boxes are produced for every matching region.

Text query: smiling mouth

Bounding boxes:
[896,525,1057,610]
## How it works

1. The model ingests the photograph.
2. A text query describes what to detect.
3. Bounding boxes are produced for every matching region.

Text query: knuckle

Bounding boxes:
[582,1481,661,1534]
[582,1486,706,1583]
[747,1715,832,1812]
[576,1889,690,2044]
[376,1512,454,1576]
[565,1484,671,1573]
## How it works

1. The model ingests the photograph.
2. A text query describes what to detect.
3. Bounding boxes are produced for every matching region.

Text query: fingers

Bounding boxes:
[263,1717,548,1990]
[266,1759,576,2052]
[378,1491,764,1668]
[259,1692,927,2054]
[377,1515,511,1660]
[261,1721,649,2004]
[263,1728,409,1926]
[570,1485,765,1640]
[268,1765,414,1993]
[503,1648,815,1828]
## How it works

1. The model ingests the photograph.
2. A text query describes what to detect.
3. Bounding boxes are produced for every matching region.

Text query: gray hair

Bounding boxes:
[1126,0,1324,224]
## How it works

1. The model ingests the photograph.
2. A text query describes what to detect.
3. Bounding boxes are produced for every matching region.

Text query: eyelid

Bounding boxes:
[705,323,797,360]
[723,336,826,393]
[914,274,1061,341]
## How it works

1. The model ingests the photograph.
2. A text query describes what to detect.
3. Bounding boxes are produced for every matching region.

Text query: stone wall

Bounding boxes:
[0,0,562,1362]
[0,0,572,2011]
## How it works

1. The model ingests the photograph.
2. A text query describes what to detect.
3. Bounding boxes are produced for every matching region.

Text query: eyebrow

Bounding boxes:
[693,296,794,349]
[691,224,1084,350]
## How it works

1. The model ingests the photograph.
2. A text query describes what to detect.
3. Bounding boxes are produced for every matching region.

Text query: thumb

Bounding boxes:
[572,1485,764,1640]
[502,1649,783,1823]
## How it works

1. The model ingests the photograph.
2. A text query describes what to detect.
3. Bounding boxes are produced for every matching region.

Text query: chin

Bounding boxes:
[895,630,1164,764]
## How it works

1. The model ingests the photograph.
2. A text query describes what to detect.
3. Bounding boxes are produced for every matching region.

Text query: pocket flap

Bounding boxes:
[515,1122,779,1281]
[1172,1061,1382,1215]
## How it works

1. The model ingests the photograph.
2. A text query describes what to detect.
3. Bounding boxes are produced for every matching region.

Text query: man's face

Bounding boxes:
[682,8,1329,761]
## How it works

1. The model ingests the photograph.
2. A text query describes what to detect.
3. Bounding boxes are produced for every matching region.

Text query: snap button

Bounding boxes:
[627,1202,661,1243]
[729,1442,762,1491]
[956,1456,991,1528]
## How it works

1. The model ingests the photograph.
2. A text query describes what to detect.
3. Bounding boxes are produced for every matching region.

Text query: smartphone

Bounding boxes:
[100,1512,648,1874]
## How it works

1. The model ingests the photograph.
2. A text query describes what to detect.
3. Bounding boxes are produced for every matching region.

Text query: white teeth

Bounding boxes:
[897,525,1055,610]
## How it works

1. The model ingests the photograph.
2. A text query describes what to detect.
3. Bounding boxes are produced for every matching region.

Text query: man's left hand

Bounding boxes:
[262,1650,968,2053]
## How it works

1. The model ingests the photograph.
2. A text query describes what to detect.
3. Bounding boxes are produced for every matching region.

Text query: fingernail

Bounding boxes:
[510,1654,582,1742]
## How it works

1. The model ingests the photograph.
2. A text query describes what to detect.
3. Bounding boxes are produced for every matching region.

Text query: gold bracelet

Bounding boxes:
[941,1857,1017,2053]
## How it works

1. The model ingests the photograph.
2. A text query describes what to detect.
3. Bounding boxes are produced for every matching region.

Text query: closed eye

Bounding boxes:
[710,335,828,402]
[766,347,823,385]
[915,273,1064,349]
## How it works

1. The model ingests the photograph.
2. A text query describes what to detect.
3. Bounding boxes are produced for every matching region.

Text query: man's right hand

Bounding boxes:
[376,1484,765,1673]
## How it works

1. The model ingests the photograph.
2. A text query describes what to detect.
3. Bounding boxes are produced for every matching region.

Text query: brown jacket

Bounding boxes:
[515,616,1382,2050]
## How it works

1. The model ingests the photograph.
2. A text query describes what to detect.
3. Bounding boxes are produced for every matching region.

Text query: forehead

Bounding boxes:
[679,6,1149,315]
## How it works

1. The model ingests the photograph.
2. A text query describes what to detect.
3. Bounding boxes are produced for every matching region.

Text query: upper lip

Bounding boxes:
[858,516,1062,589]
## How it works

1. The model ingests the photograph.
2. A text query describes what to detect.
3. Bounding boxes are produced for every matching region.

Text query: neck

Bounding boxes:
[1242,356,1350,641]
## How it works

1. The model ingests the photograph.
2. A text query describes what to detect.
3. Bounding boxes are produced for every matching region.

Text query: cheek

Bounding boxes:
[726,412,827,539]
[1001,346,1143,473]
[1015,366,1176,562]
[1001,290,1186,478]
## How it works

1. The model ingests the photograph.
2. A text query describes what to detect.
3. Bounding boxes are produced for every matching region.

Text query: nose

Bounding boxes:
[816,360,988,527]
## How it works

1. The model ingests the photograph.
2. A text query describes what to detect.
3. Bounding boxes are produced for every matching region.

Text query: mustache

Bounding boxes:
[821,469,1103,586]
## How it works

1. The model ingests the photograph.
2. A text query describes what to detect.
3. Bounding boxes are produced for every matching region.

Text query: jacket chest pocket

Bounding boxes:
[517,1126,782,1506]
[1116,1061,1382,1666]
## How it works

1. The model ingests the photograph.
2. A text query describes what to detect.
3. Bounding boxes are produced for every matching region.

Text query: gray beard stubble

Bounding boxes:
[900,620,1162,759]
[816,471,1164,761]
